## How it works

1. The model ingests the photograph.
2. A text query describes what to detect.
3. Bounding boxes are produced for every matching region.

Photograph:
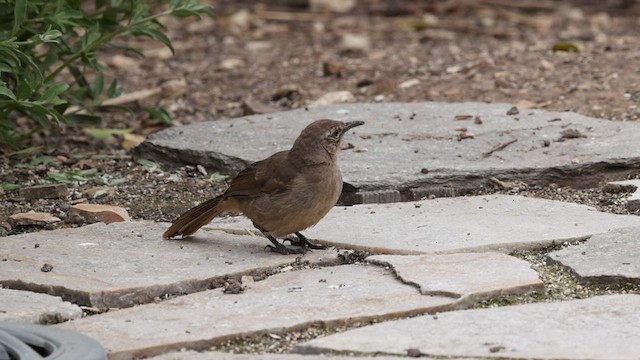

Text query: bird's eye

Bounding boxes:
[330,128,341,138]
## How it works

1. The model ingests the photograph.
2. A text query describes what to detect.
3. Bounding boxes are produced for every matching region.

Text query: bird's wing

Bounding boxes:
[222,151,296,199]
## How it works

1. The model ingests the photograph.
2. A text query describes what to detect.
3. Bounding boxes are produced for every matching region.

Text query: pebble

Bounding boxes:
[9,211,61,227]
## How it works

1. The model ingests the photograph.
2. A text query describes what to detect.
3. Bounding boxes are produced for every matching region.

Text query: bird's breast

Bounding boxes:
[241,163,343,237]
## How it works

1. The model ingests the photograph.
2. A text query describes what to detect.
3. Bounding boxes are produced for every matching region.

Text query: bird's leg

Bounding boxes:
[255,225,306,255]
[285,232,328,250]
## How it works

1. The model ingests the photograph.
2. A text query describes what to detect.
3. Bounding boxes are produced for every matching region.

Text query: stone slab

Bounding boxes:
[150,351,407,360]
[0,288,82,324]
[296,294,640,359]
[548,226,640,285]
[0,221,338,309]
[58,265,457,360]
[368,253,544,302]
[132,102,640,204]
[210,194,640,254]
[608,179,640,211]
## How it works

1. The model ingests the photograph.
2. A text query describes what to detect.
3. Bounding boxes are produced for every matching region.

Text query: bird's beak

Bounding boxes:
[342,121,365,134]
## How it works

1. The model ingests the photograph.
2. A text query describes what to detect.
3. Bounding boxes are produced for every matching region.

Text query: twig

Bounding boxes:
[483,138,517,158]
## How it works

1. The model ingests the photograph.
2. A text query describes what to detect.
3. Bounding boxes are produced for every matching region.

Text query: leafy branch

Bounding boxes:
[0,0,212,150]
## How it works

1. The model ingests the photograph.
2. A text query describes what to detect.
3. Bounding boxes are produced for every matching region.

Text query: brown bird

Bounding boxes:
[163,119,364,254]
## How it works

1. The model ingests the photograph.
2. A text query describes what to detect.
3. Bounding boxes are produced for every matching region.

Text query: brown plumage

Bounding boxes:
[163,119,364,254]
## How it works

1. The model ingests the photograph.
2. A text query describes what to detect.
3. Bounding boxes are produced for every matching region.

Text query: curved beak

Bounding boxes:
[342,121,365,134]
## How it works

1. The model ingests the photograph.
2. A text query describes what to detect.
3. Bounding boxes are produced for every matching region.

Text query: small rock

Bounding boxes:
[19,184,68,200]
[245,41,271,52]
[41,263,53,272]
[602,183,637,194]
[223,280,245,294]
[560,128,587,139]
[219,58,245,71]
[229,9,252,33]
[9,212,61,227]
[161,79,188,99]
[506,106,519,116]
[322,60,344,77]
[308,91,355,108]
[107,54,139,69]
[241,275,254,284]
[272,84,301,101]
[604,180,640,211]
[310,0,356,13]
[374,94,385,102]
[242,99,279,115]
[399,78,420,89]
[68,204,131,225]
[339,33,370,53]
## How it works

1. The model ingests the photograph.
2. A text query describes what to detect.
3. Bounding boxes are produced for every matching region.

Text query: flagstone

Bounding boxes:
[0,221,338,309]
[296,295,640,359]
[210,195,640,254]
[548,226,640,285]
[0,288,82,324]
[132,102,640,204]
[58,265,457,360]
[367,252,544,302]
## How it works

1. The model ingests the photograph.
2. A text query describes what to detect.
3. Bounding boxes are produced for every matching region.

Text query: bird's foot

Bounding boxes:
[264,244,306,255]
[284,232,328,250]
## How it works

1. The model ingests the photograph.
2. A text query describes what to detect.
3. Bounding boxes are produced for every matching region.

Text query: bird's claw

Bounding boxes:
[264,244,306,255]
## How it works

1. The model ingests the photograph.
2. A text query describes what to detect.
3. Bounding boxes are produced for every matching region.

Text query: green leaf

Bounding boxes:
[47,168,99,184]
[13,0,27,35]
[137,159,162,173]
[1,183,21,191]
[552,42,585,52]
[0,84,16,100]
[40,83,70,102]
[107,79,123,98]
[37,28,63,43]
[93,71,104,100]
[210,172,230,182]
[83,127,132,140]
[146,106,171,124]
[134,28,174,54]
[30,155,58,166]
[66,114,102,125]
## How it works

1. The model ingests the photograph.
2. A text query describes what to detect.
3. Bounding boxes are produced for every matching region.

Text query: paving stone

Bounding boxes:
[9,211,61,227]
[606,179,640,211]
[295,294,640,359]
[548,226,640,285]
[58,265,457,360]
[0,288,82,324]
[0,221,338,309]
[18,183,68,200]
[150,352,404,360]
[68,203,131,224]
[132,103,640,204]
[367,253,544,302]
[210,194,640,254]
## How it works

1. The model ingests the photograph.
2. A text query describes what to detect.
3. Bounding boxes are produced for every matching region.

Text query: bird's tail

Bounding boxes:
[163,195,226,238]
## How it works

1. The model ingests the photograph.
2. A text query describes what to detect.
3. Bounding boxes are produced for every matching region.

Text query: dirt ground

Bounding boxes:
[2,0,640,235]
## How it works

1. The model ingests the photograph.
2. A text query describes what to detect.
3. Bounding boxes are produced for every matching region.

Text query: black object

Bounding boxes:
[0,322,106,360]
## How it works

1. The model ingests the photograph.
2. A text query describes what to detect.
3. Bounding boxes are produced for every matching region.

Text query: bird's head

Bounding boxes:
[291,119,364,164]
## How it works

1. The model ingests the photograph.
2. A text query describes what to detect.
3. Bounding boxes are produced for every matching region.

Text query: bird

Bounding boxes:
[163,119,365,254]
